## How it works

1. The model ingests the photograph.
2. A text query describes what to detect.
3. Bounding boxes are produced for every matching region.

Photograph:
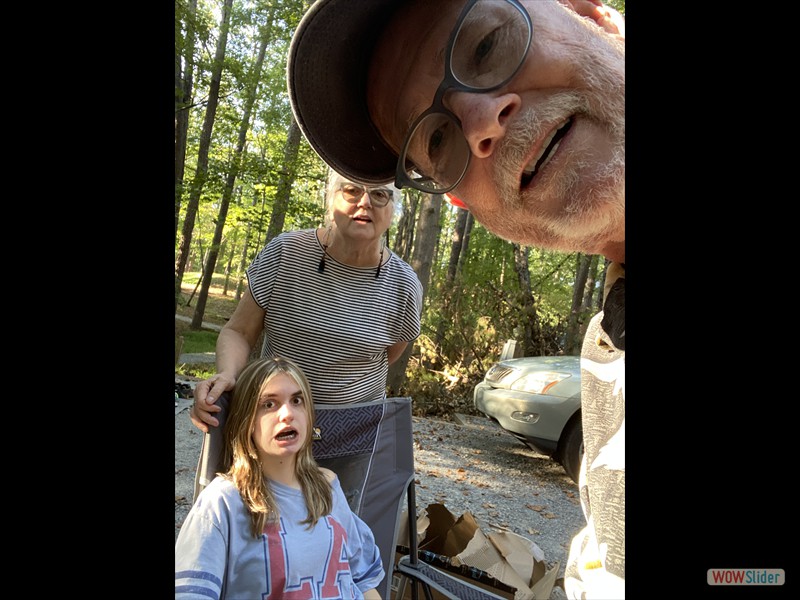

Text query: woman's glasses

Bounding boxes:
[339,182,394,207]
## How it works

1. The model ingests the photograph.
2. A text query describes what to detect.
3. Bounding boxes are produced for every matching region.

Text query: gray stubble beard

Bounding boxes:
[490,40,625,255]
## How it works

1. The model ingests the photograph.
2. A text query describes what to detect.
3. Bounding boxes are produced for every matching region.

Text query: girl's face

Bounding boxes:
[251,373,309,463]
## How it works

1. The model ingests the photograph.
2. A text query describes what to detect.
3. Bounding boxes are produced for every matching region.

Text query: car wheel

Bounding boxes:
[557,413,583,484]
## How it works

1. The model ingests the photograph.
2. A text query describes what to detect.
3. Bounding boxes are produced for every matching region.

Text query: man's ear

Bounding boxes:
[558,0,625,38]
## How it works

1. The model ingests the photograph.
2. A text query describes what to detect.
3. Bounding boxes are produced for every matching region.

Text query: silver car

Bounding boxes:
[473,355,583,483]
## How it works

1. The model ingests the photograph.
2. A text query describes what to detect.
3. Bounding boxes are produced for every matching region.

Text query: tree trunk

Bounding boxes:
[175,0,234,313]
[455,211,474,279]
[222,216,239,296]
[236,188,265,301]
[434,208,471,350]
[565,253,592,354]
[393,191,419,262]
[192,8,272,329]
[446,208,469,284]
[581,254,600,312]
[175,0,198,240]
[575,254,601,342]
[511,243,541,356]
[265,120,302,245]
[388,193,442,393]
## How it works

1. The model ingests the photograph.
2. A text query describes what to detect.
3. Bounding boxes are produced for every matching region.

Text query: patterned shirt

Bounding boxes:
[565,262,625,598]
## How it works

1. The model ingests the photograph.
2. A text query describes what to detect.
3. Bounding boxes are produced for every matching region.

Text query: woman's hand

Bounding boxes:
[189,373,235,433]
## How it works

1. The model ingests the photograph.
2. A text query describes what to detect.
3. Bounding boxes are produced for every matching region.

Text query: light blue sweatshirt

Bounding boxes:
[175,474,384,599]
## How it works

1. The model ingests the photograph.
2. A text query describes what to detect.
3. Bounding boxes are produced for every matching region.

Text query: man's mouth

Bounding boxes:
[520,117,574,188]
[275,428,298,441]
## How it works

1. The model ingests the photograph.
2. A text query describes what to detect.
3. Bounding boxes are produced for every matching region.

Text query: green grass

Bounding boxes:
[174,322,219,379]
[180,329,219,354]
[175,321,219,379]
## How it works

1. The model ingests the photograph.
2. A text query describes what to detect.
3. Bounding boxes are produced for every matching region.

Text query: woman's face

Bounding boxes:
[330,182,395,244]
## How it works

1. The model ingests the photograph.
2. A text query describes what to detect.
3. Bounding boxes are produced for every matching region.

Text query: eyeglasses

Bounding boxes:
[394,0,532,194]
[339,182,394,207]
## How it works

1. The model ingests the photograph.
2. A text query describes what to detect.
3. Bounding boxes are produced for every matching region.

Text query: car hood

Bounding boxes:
[498,355,580,374]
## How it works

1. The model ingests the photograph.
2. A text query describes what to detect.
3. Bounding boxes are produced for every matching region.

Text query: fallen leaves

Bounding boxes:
[526,504,558,519]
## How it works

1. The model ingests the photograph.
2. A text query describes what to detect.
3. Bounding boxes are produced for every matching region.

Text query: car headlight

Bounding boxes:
[510,371,571,394]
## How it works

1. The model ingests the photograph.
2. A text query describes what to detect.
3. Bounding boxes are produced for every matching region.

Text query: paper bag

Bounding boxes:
[412,503,559,600]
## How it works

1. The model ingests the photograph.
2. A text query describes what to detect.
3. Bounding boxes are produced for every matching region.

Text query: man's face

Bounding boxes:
[367,0,625,260]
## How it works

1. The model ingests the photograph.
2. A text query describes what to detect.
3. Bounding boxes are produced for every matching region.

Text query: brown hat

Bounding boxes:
[287,0,407,186]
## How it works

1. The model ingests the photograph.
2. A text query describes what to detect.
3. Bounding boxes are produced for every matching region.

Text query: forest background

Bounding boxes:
[174,0,626,416]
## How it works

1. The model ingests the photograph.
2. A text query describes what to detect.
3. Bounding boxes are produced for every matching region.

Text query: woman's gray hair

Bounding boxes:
[323,169,403,225]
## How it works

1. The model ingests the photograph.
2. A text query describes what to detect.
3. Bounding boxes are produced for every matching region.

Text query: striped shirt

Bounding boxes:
[247,229,423,405]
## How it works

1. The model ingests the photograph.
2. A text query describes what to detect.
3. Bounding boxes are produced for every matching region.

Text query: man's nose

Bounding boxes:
[451,91,521,159]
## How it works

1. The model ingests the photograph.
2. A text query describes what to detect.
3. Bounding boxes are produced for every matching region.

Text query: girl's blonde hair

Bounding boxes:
[222,356,332,538]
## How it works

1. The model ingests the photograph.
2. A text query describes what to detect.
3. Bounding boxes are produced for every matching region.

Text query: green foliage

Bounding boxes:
[399,333,495,417]
[416,215,578,373]
[176,363,218,379]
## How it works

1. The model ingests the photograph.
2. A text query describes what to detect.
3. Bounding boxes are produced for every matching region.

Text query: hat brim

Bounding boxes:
[287,0,405,186]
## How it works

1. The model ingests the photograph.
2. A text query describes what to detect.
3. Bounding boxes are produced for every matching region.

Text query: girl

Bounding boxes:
[176,356,384,599]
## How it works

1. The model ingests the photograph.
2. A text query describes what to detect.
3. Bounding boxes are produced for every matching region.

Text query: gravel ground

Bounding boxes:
[175,375,583,599]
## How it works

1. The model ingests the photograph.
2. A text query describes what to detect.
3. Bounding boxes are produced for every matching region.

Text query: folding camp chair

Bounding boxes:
[192,394,506,599]
[192,394,412,599]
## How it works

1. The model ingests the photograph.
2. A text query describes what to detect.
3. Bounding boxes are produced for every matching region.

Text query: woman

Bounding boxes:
[175,357,384,599]
[191,170,423,432]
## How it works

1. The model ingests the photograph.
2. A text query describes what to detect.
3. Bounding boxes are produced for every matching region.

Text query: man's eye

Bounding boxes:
[427,127,449,163]
[472,30,496,68]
